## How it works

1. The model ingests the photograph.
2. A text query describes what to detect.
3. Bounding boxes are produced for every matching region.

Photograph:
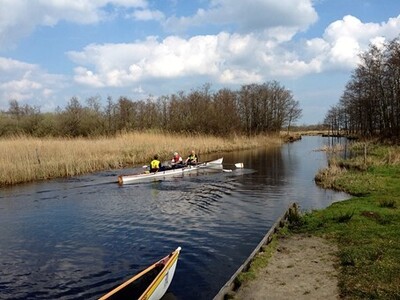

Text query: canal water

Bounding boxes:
[0,136,349,300]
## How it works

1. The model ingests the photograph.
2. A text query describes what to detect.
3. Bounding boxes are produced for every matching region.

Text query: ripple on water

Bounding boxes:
[0,137,351,300]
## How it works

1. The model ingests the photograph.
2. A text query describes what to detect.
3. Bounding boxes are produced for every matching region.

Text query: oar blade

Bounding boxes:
[234,163,244,168]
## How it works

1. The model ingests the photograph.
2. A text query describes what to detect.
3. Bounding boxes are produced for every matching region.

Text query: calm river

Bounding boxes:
[0,136,349,300]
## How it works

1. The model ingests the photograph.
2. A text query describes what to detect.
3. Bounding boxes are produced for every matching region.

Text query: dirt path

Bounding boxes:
[233,234,340,300]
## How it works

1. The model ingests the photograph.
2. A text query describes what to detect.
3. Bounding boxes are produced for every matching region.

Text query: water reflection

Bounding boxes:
[0,136,349,300]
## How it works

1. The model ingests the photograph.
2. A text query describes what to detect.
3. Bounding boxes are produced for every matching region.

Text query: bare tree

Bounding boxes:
[286,99,302,134]
[60,97,84,137]
[325,35,400,141]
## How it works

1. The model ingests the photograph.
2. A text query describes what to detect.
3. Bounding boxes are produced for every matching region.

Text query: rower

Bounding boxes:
[171,152,184,169]
[185,150,198,165]
[150,154,161,172]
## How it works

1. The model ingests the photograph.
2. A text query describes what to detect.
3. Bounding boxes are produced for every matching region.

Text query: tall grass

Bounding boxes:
[0,132,282,186]
[315,143,400,192]
[314,158,346,190]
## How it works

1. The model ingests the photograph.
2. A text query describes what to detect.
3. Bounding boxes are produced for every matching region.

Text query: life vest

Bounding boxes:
[187,154,197,162]
[150,159,160,170]
[172,155,182,163]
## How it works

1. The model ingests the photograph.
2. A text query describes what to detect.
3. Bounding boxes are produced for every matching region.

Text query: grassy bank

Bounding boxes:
[230,142,400,299]
[301,143,400,299]
[0,132,282,186]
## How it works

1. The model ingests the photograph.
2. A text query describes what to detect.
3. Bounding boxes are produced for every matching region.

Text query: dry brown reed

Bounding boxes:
[314,159,346,189]
[282,130,329,136]
[1,132,282,186]
[349,142,400,167]
[384,147,400,165]
[313,144,345,153]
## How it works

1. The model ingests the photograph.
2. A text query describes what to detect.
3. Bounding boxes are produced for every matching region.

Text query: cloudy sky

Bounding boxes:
[1,0,399,124]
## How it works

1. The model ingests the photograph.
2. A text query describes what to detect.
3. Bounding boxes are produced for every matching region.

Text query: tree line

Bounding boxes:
[0,81,302,137]
[324,36,400,141]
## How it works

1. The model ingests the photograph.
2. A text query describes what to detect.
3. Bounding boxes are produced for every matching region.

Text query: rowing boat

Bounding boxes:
[99,247,181,300]
[118,158,223,185]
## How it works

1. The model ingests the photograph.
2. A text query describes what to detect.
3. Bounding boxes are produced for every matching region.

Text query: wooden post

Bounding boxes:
[364,142,367,166]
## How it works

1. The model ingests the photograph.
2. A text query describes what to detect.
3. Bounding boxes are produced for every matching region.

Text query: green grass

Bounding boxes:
[296,144,400,299]
[296,196,400,299]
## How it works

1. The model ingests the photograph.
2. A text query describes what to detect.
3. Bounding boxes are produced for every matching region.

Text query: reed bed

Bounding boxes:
[314,143,400,191]
[313,144,345,153]
[0,132,282,186]
[314,160,346,189]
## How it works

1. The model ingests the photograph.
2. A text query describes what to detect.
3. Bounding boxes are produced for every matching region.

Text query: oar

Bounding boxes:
[221,162,244,172]
[223,162,244,169]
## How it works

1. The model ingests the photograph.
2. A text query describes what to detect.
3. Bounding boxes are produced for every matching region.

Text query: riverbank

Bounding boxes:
[230,142,400,299]
[0,132,284,186]
[233,233,339,300]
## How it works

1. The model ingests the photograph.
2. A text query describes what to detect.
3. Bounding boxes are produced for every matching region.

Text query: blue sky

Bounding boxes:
[1,0,400,125]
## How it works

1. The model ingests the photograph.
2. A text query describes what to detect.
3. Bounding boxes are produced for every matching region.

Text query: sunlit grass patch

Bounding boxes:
[279,142,400,299]
[299,197,400,298]
[298,142,400,300]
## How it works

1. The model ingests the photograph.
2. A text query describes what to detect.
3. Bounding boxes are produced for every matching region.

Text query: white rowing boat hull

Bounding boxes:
[99,247,181,300]
[118,158,223,185]
[146,247,180,300]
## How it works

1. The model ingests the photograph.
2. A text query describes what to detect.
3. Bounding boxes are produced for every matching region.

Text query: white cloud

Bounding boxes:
[66,12,400,90]
[68,29,318,89]
[324,15,380,44]
[321,15,400,69]
[73,67,105,88]
[0,57,36,74]
[68,34,222,87]
[0,56,66,110]
[0,0,148,49]
[164,0,318,34]
[0,78,43,106]
[132,9,165,21]
[68,32,274,87]
[219,69,262,84]
[329,36,360,67]
[2,1,400,122]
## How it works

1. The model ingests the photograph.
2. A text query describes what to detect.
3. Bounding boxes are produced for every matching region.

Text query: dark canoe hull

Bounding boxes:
[99,247,181,300]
